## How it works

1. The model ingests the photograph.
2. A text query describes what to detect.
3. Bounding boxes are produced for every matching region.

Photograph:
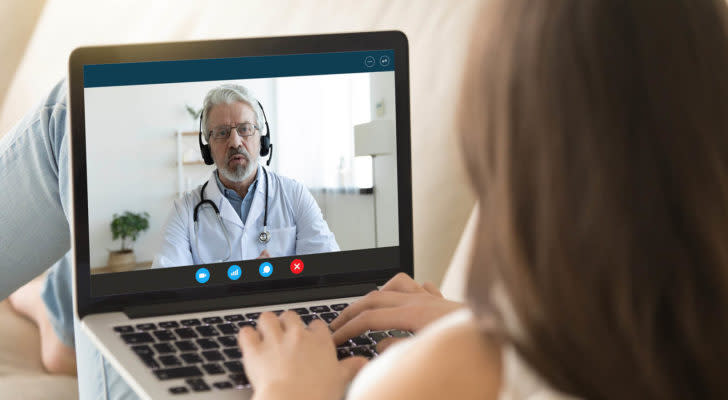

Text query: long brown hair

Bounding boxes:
[461,1,728,398]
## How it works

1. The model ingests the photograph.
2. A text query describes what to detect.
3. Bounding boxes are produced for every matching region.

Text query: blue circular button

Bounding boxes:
[259,262,273,278]
[364,56,375,68]
[227,265,242,280]
[195,268,210,284]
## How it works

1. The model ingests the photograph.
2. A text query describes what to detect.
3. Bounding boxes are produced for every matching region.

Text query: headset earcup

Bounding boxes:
[198,131,214,165]
[260,134,271,157]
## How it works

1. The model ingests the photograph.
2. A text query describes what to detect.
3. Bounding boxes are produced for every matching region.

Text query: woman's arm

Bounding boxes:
[347,313,502,400]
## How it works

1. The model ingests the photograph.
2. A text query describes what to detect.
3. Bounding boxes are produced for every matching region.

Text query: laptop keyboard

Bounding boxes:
[112,302,413,395]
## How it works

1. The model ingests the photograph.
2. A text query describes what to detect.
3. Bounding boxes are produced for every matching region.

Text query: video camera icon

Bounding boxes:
[195,268,210,284]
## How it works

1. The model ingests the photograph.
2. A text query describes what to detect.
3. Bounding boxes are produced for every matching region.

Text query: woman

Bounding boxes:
[237,0,728,399]
[4,0,728,398]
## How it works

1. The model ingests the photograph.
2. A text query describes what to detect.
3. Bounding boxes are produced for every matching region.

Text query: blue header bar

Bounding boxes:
[83,49,395,88]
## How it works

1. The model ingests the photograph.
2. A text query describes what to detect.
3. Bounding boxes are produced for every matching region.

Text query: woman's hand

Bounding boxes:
[330,273,464,351]
[238,311,368,400]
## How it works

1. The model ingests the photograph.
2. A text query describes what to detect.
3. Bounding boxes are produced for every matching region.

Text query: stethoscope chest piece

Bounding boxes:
[258,230,271,244]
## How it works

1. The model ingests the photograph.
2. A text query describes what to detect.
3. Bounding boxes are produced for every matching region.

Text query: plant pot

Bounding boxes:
[108,250,136,272]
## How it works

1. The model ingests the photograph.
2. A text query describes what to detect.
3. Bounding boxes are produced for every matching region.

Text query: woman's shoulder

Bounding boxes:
[347,309,502,400]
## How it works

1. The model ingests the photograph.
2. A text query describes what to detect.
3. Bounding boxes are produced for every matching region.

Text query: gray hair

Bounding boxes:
[200,84,267,141]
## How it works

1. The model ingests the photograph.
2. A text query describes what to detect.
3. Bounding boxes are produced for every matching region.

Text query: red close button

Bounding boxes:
[290,259,304,274]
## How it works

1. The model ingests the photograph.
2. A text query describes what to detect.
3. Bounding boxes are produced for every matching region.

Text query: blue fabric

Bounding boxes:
[213,168,259,225]
[0,79,138,399]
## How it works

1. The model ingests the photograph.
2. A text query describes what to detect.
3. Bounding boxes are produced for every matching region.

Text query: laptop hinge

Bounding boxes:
[123,283,377,319]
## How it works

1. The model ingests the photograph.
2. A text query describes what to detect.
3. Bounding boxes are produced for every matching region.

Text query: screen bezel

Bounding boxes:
[68,31,412,319]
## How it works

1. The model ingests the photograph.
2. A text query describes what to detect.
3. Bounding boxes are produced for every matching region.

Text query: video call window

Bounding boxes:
[85,69,398,275]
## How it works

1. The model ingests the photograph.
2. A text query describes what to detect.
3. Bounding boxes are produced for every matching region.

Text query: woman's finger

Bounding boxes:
[339,356,369,382]
[279,310,305,332]
[331,307,411,345]
[237,326,261,353]
[329,290,412,331]
[376,337,405,353]
[422,281,444,298]
[379,272,422,293]
[256,311,283,342]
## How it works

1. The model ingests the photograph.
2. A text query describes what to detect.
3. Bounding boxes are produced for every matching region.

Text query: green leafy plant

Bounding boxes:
[111,211,150,252]
[185,104,202,120]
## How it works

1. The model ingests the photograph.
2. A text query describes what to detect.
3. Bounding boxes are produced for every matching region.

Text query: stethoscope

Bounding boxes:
[192,167,271,263]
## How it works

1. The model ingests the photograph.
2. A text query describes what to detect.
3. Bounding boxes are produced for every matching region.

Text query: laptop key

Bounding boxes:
[388,329,412,338]
[180,353,203,364]
[136,323,157,331]
[201,350,225,362]
[350,346,375,358]
[237,320,257,328]
[271,309,284,316]
[218,336,238,348]
[121,332,155,344]
[154,366,203,380]
[196,338,220,349]
[350,335,374,346]
[213,381,233,390]
[181,319,201,326]
[175,340,197,352]
[202,316,223,324]
[169,386,189,394]
[216,323,238,335]
[336,348,351,360]
[154,343,177,354]
[195,325,220,337]
[319,312,339,324]
[158,321,180,329]
[185,378,211,392]
[368,331,390,343]
[131,345,154,356]
[202,363,225,375]
[159,355,183,367]
[245,312,261,320]
[230,373,250,387]
[113,325,134,333]
[223,360,244,373]
[153,330,177,342]
[138,354,160,369]
[301,314,319,325]
[223,348,242,359]
[223,314,245,322]
[309,305,330,313]
[290,307,308,315]
[174,328,198,339]
[330,303,348,311]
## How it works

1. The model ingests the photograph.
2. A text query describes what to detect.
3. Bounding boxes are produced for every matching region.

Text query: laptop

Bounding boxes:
[67,31,412,399]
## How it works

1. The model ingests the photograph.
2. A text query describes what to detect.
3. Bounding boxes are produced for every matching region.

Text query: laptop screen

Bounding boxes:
[80,48,406,298]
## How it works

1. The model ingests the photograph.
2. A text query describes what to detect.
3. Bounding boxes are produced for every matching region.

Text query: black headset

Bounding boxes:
[198,100,273,166]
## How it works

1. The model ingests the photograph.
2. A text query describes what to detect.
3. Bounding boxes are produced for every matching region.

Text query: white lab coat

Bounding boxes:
[152,167,339,268]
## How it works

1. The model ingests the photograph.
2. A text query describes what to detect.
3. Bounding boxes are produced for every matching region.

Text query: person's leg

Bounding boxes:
[1,79,138,399]
[8,265,76,375]
[0,80,71,300]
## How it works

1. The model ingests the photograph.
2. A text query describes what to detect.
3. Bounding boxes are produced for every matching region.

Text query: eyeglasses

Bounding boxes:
[209,122,259,141]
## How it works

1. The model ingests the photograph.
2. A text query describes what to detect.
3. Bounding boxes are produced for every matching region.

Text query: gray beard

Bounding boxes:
[216,154,258,183]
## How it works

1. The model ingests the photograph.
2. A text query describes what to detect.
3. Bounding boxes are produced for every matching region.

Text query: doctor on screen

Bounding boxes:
[152,84,339,268]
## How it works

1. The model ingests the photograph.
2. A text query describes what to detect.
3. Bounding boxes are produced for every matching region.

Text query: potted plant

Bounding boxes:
[185,104,202,128]
[108,211,150,270]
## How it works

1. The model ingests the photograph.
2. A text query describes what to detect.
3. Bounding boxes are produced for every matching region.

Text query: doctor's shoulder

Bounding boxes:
[170,185,205,223]
[268,169,310,200]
